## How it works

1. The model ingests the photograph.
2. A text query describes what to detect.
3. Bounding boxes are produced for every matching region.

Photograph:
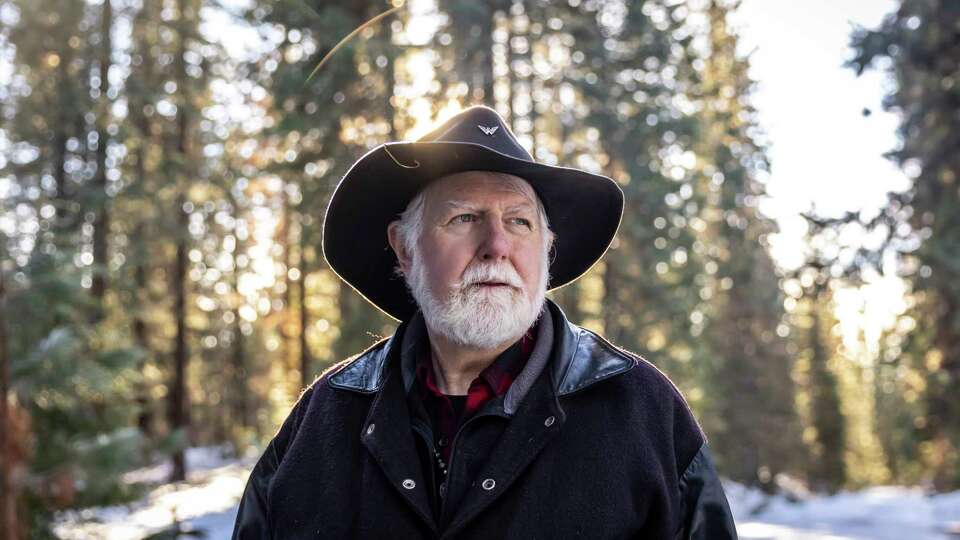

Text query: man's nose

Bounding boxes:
[478,220,510,261]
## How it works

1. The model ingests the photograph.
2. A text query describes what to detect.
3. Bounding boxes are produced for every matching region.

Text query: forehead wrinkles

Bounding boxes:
[444,199,534,213]
[424,171,537,215]
[486,172,537,202]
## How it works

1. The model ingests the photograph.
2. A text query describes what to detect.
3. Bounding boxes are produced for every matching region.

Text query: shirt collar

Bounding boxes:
[399,311,537,398]
[414,327,535,399]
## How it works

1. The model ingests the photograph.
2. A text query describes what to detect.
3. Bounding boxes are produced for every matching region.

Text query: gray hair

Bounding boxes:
[393,173,556,265]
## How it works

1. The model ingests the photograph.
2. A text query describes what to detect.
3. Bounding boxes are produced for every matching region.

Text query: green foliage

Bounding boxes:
[846,0,960,489]
[791,287,848,492]
[4,3,959,535]
[246,0,399,382]
[4,257,146,534]
[678,1,803,489]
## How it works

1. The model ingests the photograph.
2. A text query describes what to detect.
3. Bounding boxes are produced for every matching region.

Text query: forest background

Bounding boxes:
[1,0,957,537]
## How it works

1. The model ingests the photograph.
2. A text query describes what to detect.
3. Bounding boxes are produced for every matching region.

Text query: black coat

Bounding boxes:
[232,301,738,539]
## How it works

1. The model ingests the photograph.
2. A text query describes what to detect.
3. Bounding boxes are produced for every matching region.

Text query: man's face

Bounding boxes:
[389,171,550,349]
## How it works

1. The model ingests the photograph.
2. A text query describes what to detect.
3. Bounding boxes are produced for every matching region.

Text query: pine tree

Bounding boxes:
[1,1,145,534]
[124,0,165,445]
[848,0,960,489]
[693,0,802,488]
[89,0,114,318]
[5,0,92,253]
[240,0,399,411]
[167,0,197,483]
[0,264,19,540]
[792,280,847,492]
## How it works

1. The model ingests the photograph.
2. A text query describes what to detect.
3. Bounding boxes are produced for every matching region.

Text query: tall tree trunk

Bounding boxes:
[298,225,311,388]
[528,77,539,158]
[478,5,495,103]
[282,193,295,374]
[52,55,72,242]
[930,291,960,490]
[807,286,846,492]
[231,307,248,430]
[90,0,113,316]
[550,119,584,322]
[519,7,536,157]
[506,11,517,130]
[168,0,192,482]
[229,194,249,429]
[132,225,153,440]
[601,259,621,343]
[381,23,396,138]
[131,0,157,445]
[169,195,190,482]
[0,270,21,539]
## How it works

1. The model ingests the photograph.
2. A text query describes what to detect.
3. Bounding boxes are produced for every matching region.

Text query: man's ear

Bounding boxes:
[387,221,412,274]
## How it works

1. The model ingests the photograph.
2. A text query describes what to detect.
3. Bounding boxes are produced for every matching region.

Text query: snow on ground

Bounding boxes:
[727,480,960,540]
[53,446,254,540]
[53,446,960,539]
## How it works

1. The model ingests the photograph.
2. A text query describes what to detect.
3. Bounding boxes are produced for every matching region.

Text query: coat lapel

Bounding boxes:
[361,360,438,534]
[441,370,565,538]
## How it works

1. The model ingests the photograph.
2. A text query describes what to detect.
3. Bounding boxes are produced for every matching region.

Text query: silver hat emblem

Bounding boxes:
[477,125,499,136]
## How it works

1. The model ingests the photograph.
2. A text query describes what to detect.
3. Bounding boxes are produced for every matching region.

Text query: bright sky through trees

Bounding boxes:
[733,0,904,263]
[732,0,908,357]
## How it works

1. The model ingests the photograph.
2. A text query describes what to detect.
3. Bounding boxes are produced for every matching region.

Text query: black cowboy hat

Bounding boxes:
[322,105,624,322]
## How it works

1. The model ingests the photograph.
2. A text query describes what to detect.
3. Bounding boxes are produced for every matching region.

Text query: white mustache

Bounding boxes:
[457,263,524,289]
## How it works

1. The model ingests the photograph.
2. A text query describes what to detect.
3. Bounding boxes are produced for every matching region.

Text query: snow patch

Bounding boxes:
[728,481,960,540]
[53,447,254,540]
[53,447,960,539]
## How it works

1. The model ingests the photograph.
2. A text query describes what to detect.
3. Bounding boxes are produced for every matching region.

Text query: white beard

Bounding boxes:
[406,253,548,350]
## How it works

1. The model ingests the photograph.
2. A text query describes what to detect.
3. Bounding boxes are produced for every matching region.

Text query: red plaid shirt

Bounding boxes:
[415,327,536,463]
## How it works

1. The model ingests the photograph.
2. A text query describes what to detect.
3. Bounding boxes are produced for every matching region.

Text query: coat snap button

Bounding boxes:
[366,424,375,435]
[481,478,496,491]
[438,437,448,447]
[439,482,447,497]
[402,479,416,490]
[544,415,556,427]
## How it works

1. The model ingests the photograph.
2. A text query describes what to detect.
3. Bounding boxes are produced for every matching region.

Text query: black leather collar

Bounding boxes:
[327,331,397,395]
[328,300,636,397]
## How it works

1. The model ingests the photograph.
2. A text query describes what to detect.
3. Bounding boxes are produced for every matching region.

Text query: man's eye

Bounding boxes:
[451,214,477,224]
[510,217,532,228]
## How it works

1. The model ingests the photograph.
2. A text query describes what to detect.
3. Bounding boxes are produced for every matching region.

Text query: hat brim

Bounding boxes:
[322,141,624,321]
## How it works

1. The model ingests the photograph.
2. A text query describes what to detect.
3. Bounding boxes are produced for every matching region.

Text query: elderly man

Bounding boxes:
[232,106,738,539]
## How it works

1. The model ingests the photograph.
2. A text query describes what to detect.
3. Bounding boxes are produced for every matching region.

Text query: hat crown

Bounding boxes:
[323,104,624,321]
[416,106,533,163]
